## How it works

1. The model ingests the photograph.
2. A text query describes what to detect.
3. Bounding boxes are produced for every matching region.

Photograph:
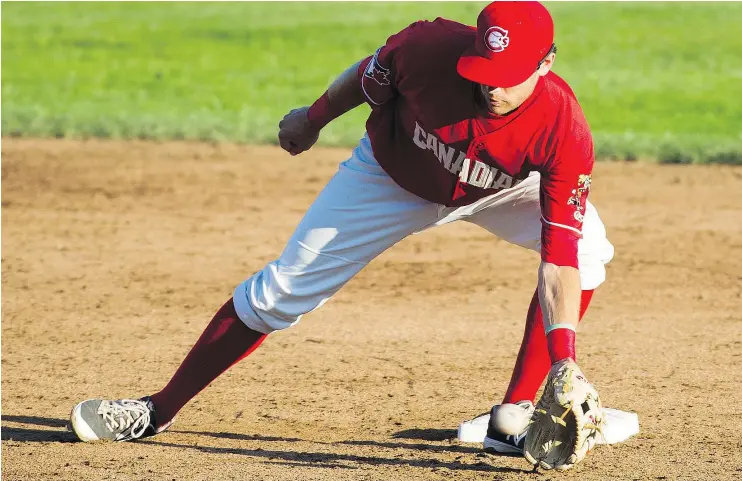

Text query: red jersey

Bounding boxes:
[357,18,594,267]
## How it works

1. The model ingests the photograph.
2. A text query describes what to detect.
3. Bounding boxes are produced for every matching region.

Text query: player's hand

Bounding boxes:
[278,107,320,156]
[524,360,604,471]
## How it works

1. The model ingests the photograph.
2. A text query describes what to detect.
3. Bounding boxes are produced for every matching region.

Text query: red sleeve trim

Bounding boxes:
[306,92,334,130]
[540,216,583,237]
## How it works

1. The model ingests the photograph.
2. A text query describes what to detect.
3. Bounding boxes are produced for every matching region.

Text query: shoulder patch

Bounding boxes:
[364,48,391,86]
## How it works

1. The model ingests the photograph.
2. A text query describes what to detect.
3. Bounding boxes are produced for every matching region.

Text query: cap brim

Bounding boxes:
[457,46,533,89]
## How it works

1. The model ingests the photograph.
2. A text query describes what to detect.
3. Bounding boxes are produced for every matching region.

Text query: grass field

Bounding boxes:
[2,1,742,163]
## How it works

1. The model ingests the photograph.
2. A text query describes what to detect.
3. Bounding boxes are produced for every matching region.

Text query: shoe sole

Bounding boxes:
[483,435,523,455]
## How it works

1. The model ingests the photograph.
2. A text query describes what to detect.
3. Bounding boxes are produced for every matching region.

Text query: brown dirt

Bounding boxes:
[2,138,741,481]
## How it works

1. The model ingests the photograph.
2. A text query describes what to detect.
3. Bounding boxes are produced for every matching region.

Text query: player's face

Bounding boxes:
[480,53,556,116]
[480,72,540,115]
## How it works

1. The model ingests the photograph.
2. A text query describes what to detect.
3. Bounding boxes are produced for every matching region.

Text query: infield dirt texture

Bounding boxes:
[2,139,741,480]
[2,1,742,480]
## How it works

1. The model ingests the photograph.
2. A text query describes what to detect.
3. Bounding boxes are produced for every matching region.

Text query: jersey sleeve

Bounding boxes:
[357,22,421,107]
[539,117,595,268]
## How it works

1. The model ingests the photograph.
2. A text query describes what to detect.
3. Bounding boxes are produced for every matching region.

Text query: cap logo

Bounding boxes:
[485,26,510,53]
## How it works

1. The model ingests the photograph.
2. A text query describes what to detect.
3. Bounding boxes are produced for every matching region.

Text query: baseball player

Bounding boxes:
[70,1,614,470]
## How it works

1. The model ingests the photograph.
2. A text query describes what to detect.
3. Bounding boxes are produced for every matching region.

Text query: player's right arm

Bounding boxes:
[277,60,367,156]
[278,23,415,156]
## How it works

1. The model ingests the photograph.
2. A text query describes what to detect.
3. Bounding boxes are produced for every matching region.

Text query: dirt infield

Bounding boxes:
[2,138,741,481]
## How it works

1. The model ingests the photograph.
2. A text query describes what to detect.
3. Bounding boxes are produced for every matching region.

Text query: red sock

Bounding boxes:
[502,289,593,404]
[150,298,267,428]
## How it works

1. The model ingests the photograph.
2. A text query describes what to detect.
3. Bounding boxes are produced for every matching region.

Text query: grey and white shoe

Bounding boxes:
[483,401,535,455]
[69,396,172,442]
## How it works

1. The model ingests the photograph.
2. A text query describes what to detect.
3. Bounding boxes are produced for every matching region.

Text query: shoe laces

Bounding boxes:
[97,400,151,439]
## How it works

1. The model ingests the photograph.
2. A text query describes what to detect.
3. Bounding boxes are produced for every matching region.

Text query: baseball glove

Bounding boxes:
[523,360,604,471]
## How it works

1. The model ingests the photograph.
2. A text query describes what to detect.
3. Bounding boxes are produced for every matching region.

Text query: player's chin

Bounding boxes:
[490,103,514,116]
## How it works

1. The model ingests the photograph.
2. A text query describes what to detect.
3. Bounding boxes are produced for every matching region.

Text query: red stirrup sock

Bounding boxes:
[149,298,267,428]
[502,289,593,404]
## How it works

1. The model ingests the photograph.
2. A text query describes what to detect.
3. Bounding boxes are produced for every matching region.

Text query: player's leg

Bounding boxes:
[69,135,440,442]
[69,298,266,443]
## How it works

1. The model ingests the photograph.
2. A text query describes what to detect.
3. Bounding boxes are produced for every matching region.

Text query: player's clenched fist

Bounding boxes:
[278,107,320,156]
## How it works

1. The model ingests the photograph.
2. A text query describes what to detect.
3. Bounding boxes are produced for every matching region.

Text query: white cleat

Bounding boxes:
[482,401,534,455]
[69,396,172,442]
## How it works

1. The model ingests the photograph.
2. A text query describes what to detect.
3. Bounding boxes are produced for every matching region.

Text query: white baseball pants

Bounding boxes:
[234,134,614,334]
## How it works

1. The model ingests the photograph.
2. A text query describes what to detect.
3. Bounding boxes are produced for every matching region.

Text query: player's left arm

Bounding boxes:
[537,130,594,334]
[538,261,581,332]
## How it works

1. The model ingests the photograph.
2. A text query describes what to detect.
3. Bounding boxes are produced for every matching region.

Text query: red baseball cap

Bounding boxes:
[457,1,554,88]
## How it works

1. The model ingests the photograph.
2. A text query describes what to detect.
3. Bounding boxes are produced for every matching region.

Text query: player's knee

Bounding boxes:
[578,253,609,290]
[232,262,328,334]
[580,204,615,264]
[578,206,615,290]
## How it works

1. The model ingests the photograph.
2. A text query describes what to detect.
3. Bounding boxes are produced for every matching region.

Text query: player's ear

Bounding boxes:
[537,52,556,76]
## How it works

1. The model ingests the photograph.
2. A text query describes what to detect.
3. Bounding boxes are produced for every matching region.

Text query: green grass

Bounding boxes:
[2,1,742,163]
